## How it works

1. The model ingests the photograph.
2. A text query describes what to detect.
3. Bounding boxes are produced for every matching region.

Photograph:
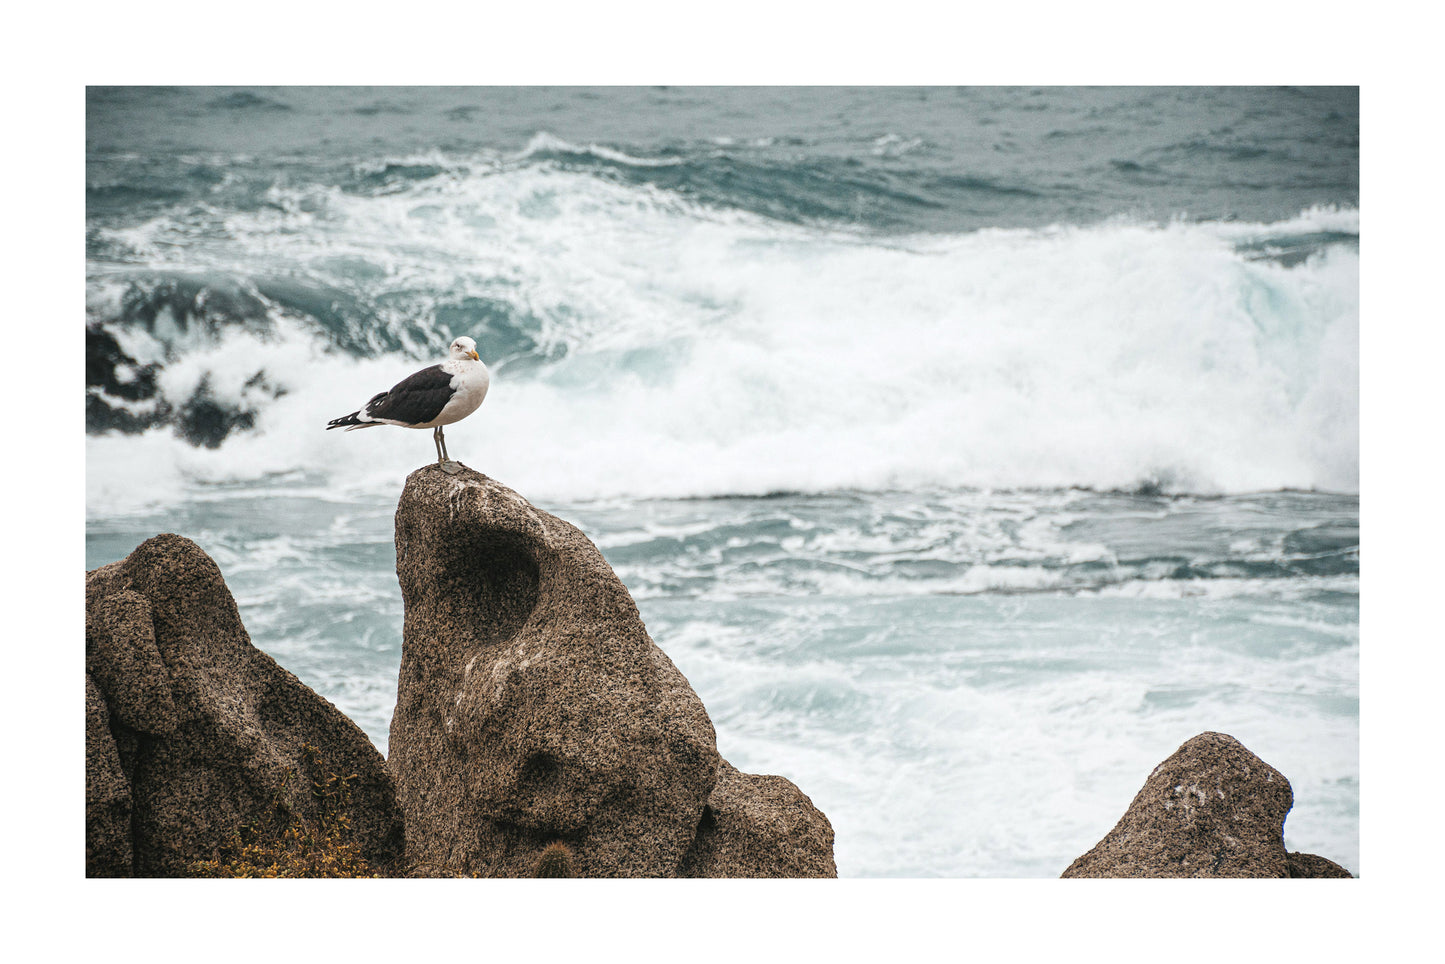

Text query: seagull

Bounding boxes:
[327,336,490,469]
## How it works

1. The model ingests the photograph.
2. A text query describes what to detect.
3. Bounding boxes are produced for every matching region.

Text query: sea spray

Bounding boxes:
[86,167,1358,511]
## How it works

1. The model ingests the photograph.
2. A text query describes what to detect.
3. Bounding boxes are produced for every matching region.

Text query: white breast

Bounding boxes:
[435,359,490,426]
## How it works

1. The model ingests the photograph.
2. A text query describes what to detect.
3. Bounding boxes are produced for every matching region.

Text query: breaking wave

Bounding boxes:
[85,153,1358,512]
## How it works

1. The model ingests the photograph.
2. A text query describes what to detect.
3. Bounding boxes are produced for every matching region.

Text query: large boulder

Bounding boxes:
[85,534,404,876]
[1062,731,1353,878]
[678,761,837,878]
[388,465,836,877]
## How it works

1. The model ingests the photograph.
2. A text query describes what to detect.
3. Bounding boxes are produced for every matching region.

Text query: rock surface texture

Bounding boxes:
[389,465,836,877]
[678,761,839,877]
[1286,851,1355,878]
[1062,731,1353,878]
[85,534,404,876]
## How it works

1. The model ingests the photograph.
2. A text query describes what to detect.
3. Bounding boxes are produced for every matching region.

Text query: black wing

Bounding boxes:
[364,365,456,425]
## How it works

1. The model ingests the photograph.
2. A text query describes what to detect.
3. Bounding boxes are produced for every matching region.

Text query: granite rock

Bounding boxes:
[388,465,836,877]
[85,534,404,876]
[678,760,838,878]
[85,674,133,877]
[1287,851,1354,878]
[1062,731,1351,878]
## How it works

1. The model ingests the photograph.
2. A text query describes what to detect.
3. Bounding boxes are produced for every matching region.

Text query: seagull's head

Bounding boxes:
[449,336,481,362]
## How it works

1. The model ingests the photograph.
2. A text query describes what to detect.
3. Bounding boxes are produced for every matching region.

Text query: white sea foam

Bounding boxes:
[1207,203,1359,239]
[516,131,685,168]
[85,163,1359,515]
[1087,574,1359,600]
[663,588,1358,876]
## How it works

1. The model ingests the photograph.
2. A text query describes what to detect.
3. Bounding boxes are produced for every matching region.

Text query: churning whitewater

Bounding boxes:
[85,197,1357,509]
[87,87,1359,877]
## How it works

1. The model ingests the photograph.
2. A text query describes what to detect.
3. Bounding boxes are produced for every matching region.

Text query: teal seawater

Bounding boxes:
[87,86,1357,235]
[86,87,1359,877]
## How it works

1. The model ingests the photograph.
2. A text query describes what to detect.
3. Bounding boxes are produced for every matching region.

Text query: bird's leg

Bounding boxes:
[435,425,461,473]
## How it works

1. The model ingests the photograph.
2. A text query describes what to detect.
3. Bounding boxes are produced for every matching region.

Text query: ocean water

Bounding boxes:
[85,86,1359,877]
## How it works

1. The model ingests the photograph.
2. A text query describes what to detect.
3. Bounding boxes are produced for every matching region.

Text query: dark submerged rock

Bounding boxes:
[86,325,162,403]
[85,325,170,435]
[174,375,257,448]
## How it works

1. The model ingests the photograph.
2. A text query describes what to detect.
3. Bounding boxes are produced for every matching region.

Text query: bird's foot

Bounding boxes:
[439,460,461,475]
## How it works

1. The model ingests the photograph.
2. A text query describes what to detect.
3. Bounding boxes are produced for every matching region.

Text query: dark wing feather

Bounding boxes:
[362,364,456,425]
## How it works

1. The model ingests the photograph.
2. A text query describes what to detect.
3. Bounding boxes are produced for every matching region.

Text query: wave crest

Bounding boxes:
[85,161,1358,509]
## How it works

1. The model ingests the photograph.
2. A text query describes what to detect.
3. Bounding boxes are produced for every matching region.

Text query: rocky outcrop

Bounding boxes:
[85,534,404,876]
[678,761,837,878]
[1287,851,1354,878]
[1062,732,1353,878]
[388,465,836,877]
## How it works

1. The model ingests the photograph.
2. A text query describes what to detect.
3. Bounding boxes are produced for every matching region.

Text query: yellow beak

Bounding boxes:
[468,351,480,361]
